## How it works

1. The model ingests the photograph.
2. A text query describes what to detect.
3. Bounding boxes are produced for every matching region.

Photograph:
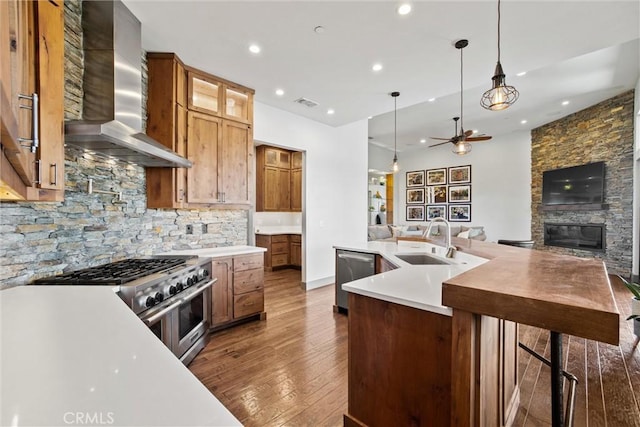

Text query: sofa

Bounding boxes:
[367,224,486,242]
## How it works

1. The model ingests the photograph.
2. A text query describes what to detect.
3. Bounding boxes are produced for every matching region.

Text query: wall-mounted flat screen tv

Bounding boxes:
[542,161,605,205]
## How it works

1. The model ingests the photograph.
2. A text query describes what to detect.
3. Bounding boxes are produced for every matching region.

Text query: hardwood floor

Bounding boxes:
[190,269,640,426]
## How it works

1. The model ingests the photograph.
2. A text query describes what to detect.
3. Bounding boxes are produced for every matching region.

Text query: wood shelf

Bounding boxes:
[540,203,609,211]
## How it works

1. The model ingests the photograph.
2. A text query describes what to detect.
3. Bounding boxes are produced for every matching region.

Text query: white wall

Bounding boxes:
[254,101,368,288]
[391,131,532,241]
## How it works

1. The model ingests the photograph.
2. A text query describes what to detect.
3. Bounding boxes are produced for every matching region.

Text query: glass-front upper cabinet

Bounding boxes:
[188,72,220,115]
[224,87,250,122]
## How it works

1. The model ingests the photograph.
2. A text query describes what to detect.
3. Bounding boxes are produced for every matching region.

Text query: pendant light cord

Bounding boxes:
[497,0,501,62]
[394,96,397,155]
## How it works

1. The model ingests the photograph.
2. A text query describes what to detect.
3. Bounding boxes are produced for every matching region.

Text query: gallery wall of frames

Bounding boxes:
[405,165,471,222]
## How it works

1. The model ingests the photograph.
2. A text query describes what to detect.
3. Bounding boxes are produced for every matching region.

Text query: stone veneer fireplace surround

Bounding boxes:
[531,90,634,277]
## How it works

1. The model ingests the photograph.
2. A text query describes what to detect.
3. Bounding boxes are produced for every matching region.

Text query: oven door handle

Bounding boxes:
[179,278,215,304]
[141,302,179,326]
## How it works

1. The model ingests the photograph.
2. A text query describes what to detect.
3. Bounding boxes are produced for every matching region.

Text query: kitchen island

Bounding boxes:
[337,238,619,427]
[0,286,241,427]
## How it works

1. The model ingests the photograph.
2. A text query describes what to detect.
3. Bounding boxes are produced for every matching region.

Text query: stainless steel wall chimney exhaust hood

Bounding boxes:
[64,0,191,168]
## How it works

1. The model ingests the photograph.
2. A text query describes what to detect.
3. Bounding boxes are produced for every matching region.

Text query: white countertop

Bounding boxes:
[0,286,241,427]
[160,244,266,258]
[254,226,301,235]
[334,240,488,316]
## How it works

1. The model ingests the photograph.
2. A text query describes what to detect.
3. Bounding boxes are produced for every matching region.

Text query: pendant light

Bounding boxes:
[480,0,519,111]
[453,40,471,156]
[391,91,400,172]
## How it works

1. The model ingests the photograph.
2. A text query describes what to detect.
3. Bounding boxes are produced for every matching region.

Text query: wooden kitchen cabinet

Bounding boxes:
[290,234,302,268]
[256,234,302,271]
[1,0,64,202]
[256,146,302,212]
[146,53,254,209]
[290,151,302,212]
[210,253,265,331]
[211,257,233,327]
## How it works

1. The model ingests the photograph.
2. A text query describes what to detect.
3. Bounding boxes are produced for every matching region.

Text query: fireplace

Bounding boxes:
[544,223,605,252]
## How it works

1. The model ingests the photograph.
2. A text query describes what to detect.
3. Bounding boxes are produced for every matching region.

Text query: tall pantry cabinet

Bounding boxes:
[145,53,254,209]
[1,0,65,202]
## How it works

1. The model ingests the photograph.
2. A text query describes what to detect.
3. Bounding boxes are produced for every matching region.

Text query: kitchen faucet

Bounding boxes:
[425,217,457,258]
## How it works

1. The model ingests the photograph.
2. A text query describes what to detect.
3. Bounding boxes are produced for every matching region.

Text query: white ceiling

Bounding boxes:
[124,1,640,157]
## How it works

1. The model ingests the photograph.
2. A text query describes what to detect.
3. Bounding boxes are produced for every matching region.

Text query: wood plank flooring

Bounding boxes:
[189,269,640,426]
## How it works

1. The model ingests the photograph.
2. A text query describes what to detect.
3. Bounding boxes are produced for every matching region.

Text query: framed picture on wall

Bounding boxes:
[449,165,471,184]
[406,170,425,187]
[406,205,425,221]
[426,185,447,203]
[426,168,447,185]
[449,204,471,222]
[406,188,425,204]
[426,205,447,220]
[448,185,471,203]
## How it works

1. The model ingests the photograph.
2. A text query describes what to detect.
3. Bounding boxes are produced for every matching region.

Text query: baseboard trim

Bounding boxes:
[302,276,334,291]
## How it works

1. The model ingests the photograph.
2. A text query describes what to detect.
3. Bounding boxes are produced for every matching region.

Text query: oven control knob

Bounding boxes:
[169,285,177,295]
[154,292,164,303]
[145,296,156,308]
[187,276,196,286]
[176,281,184,292]
[198,268,209,280]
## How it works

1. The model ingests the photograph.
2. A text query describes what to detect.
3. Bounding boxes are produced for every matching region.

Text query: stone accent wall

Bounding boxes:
[531,90,634,276]
[0,1,248,288]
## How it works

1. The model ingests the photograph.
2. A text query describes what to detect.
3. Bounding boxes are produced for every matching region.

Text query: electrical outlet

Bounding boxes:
[186,224,193,234]
[202,224,208,234]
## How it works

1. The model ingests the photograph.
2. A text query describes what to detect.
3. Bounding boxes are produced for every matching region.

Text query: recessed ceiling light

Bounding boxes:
[368,116,373,119]
[428,98,436,102]
[562,100,570,106]
[372,63,383,72]
[420,139,426,143]
[314,26,325,34]
[327,109,335,115]
[275,89,284,96]
[516,71,527,77]
[397,3,412,15]
[249,44,261,54]
[520,120,528,124]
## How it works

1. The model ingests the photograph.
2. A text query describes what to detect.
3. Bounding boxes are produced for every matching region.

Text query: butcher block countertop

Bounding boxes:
[436,237,620,345]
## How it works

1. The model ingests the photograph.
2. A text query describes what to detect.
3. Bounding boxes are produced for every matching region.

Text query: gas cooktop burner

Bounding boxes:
[32,256,196,285]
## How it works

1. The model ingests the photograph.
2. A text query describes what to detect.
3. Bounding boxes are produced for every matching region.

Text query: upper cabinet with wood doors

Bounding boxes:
[1,0,65,202]
[256,146,302,212]
[146,53,254,209]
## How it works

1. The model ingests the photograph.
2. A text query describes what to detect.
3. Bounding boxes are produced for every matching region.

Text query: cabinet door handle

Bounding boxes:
[18,93,39,153]
[50,163,57,186]
[34,160,42,184]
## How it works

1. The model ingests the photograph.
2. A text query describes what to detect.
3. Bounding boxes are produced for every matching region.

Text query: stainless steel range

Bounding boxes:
[33,256,214,365]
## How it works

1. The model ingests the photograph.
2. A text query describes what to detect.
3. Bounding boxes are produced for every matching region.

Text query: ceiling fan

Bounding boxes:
[429,39,492,154]
[429,117,492,148]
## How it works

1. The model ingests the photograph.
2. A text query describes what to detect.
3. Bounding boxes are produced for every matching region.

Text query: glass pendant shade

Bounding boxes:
[452,140,472,155]
[480,62,519,110]
[390,91,400,173]
[392,154,399,172]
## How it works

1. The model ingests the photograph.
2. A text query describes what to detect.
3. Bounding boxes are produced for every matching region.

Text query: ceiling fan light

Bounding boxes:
[452,141,472,155]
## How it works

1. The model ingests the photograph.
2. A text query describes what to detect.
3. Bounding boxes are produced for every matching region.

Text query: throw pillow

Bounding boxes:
[373,226,392,240]
[457,230,470,239]
[468,227,484,238]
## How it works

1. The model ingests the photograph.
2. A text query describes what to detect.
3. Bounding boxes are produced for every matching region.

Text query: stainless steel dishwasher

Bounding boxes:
[335,249,376,313]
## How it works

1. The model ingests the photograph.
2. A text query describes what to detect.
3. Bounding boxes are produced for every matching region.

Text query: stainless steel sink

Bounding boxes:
[394,253,450,265]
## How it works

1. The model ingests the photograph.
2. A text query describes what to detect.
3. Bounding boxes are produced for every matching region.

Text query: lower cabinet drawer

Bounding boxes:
[234,291,264,318]
[234,268,264,294]
[290,234,301,243]
[272,242,289,254]
[272,253,288,266]
[271,235,289,243]
[234,253,264,272]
